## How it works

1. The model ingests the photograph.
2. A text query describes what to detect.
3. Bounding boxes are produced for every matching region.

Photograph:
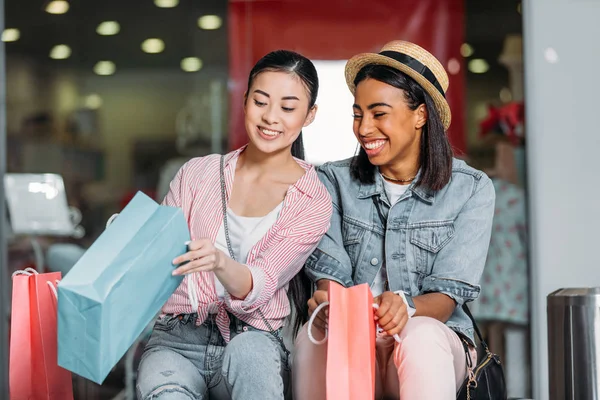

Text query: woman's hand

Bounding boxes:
[307,289,329,332]
[172,239,226,276]
[373,291,409,336]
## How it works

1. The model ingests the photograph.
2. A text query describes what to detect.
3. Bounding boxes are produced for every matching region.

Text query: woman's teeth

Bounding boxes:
[364,140,386,150]
[260,127,281,136]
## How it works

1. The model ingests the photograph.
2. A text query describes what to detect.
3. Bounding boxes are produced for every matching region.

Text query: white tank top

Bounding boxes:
[213,203,283,299]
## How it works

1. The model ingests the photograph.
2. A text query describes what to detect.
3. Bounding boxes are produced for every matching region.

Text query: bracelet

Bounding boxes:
[394,290,417,318]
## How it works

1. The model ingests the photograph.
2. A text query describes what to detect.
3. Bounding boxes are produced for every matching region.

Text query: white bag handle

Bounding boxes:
[307,302,401,345]
[307,302,329,345]
[11,267,39,278]
[106,213,119,229]
[12,269,60,299]
[47,279,60,299]
[372,303,402,343]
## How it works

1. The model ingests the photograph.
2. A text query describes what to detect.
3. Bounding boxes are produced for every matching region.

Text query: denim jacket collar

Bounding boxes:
[357,170,436,205]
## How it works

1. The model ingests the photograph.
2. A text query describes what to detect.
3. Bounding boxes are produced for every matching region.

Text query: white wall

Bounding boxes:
[303,60,357,165]
[523,1,600,398]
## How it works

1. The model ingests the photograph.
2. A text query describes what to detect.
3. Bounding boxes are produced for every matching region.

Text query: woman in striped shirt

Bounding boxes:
[136,50,332,400]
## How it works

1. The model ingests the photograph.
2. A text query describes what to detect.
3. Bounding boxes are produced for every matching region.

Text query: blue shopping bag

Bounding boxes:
[57,191,190,384]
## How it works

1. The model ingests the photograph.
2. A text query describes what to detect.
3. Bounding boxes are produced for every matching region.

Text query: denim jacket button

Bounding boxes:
[370,257,379,265]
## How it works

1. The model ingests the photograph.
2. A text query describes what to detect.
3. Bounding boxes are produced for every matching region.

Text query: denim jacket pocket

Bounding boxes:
[409,221,455,275]
[342,218,366,261]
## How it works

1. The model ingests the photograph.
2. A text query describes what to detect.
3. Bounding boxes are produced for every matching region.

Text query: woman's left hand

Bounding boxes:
[172,238,226,275]
[373,291,409,336]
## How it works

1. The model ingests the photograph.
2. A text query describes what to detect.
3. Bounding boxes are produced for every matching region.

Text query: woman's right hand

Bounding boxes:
[307,284,329,332]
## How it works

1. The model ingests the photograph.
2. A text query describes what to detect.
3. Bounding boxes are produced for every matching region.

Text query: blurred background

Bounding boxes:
[1,0,598,399]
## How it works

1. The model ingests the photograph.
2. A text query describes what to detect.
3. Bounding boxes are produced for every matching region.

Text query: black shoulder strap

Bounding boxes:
[462,303,490,352]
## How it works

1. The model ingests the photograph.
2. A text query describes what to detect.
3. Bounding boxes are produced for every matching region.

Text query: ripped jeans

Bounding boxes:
[136,313,290,400]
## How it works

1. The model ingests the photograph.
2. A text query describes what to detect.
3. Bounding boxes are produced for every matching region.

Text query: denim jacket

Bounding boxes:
[304,157,495,344]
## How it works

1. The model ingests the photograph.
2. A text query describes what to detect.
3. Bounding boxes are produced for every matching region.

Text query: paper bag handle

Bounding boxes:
[307,302,401,345]
[106,213,119,229]
[47,280,60,299]
[11,268,39,278]
[307,302,329,345]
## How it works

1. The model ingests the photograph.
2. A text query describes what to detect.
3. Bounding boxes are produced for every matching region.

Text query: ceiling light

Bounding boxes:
[181,57,203,72]
[460,43,474,58]
[447,58,460,75]
[499,88,512,103]
[198,15,222,30]
[97,21,120,36]
[50,44,71,60]
[84,94,103,110]
[141,38,165,54]
[2,29,20,42]
[544,47,559,64]
[45,1,69,15]
[94,61,116,76]
[154,0,179,8]
[468,59,489,74]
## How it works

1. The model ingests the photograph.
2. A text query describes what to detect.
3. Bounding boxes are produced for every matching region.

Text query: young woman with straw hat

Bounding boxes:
[293,41,496,399]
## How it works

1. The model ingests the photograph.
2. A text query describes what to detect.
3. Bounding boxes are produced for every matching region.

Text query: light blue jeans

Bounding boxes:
[136,313,290,399]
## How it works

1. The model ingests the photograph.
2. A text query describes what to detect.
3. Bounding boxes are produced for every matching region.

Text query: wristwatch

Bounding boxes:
[394,290,417,318]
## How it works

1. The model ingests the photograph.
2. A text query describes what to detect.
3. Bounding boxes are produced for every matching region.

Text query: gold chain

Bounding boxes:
[380,172,417,183]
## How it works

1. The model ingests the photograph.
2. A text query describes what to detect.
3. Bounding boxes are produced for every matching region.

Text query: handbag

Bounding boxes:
[456,304,507,400]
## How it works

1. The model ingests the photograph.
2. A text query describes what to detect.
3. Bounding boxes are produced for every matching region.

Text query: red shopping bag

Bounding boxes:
[10,270,74,400]
[325,282,376,400]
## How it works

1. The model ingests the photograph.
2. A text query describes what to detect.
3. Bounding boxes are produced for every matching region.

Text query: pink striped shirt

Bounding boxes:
[161,146,332,341]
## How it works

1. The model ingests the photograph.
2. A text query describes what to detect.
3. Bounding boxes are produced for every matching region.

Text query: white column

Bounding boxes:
[523,0,600,398]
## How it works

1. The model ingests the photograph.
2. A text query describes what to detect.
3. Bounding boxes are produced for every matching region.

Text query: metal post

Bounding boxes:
[547,288,600,400]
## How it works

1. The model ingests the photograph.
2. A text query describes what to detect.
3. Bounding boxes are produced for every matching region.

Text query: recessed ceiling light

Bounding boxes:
[198,15,222,30]
[181,57,203,72]
[94,61,116,76]
[84,94,103,109]
[97,21,120,36]
[154,0,179,8]
[141,38,165,54]
[460,43,474,58]
[45,1,69,15]
[468,59,489,74]
[50,44,71,60]
[2,29,20,42]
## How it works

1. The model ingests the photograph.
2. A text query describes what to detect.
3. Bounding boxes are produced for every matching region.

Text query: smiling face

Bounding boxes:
[244,71,316,155]
[352,78,426,173]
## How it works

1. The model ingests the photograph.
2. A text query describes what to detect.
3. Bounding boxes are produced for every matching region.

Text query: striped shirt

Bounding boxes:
[161,146,332,341]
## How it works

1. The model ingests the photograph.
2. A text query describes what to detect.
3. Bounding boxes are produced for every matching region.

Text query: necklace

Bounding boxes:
[380,172,417,183]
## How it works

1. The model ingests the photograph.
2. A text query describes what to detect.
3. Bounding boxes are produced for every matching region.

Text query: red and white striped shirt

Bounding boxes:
[161,146,332,341]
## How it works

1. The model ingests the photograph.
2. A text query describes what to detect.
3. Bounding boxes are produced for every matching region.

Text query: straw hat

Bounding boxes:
[345,40,451,130]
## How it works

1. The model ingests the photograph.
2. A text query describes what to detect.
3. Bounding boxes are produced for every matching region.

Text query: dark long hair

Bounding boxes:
[350,64,452,191]
[246,50,318,335]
